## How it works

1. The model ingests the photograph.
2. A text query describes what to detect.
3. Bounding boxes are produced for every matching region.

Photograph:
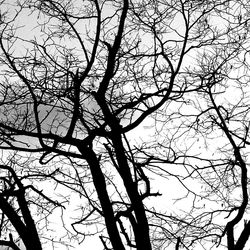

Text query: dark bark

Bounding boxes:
[234,221,250,250]
[0,196,42,250]
[0,165,42,250]
[111,133,152,250]
[78,146,125,250]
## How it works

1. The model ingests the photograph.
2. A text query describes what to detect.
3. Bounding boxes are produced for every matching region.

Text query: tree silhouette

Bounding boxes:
[0,0,250,249]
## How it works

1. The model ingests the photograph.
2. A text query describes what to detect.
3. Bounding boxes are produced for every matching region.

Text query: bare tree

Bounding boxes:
[0,0,250,249]
[135,1,250,249]
[0,152,62,250]
[0,151,82,250]
[0,161,41,250]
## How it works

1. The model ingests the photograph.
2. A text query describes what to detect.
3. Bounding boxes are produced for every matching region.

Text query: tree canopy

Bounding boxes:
[0,0,250,249]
